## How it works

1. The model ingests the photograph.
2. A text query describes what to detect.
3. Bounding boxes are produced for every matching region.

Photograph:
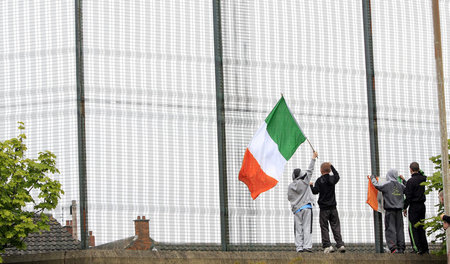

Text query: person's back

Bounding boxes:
[288,164,315,213]
[404,172,426,206]
[371,169,405,210]
[311,165,339,210]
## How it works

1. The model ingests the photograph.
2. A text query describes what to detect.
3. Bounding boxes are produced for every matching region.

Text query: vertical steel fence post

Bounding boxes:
[362,0,384,253]
[212,0,229,251]
[75,0,88,249]
[432,0,450,254]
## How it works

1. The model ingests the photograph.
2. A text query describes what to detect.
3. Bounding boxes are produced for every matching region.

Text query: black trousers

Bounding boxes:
[408,203,428,253]
[319,208,344,248]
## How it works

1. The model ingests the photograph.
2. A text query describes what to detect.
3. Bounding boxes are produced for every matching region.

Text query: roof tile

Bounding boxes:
[2,215,81,256]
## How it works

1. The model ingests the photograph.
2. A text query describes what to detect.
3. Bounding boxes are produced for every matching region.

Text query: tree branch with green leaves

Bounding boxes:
[420,139,450,255]
[0,122,64,262]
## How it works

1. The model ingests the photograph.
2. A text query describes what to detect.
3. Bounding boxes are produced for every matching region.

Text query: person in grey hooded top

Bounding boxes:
[288,151,318,252]
[370,169,406,253]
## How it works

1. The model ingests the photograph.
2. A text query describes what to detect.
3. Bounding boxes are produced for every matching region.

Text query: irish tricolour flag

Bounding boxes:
[239,96,306,199]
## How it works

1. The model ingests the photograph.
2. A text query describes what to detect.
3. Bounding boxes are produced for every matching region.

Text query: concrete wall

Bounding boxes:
[3,250,447,264]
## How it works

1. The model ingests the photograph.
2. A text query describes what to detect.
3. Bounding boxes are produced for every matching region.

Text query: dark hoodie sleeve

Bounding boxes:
[310,180,319,194]
[329,165,340,184]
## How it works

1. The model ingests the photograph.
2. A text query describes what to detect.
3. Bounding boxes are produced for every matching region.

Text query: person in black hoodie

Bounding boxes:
[310,162,345,253]
[402,162,429,255]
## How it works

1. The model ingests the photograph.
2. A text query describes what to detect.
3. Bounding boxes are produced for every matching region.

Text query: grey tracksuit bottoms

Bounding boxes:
[385,209,405,252]
[294,208,312,251]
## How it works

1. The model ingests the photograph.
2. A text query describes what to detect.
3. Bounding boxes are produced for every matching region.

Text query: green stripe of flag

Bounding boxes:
[265,97,306,160]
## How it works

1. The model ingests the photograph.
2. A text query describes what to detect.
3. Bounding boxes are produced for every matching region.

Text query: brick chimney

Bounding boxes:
[63,220,73,236]
[89,231,95,247]
[127,216,152,250]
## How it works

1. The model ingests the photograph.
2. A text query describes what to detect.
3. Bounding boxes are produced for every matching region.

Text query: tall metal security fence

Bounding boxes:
[0,0,80,224]
[222,0,373,247]
[1,0,449,252]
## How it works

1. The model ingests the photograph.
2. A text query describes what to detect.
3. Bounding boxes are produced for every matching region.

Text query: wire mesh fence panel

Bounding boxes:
[0,0,79,223]
[82,0,221,247]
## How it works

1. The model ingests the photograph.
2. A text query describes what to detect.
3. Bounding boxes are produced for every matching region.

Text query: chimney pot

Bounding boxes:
[137,216,141,220]
[66,220,70,226]
[142,216,146,220]
[88,231,95,247]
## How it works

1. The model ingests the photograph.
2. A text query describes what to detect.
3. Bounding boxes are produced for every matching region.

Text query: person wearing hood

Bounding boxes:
[287,151,318,253]
[401,162,429,255]
[369,169,406,253]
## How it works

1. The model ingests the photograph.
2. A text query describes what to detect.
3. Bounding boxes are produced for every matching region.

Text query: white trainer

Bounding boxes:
[337,245,346,253]
[323,246,335,253]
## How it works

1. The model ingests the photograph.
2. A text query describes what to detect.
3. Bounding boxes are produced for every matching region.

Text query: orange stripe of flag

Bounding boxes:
[239,149,278,200]
[366,177,379,211]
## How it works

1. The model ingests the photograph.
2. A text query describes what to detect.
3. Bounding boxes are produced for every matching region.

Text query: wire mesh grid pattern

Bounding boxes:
[81,0,221,246]
[221,0,373,246]
[0,0,449,252]
[0,0,80,218]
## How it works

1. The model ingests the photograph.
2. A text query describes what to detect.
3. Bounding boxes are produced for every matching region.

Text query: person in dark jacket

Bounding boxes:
[310,162,345,253]
[402,162,429,255]
[370,169,406,253]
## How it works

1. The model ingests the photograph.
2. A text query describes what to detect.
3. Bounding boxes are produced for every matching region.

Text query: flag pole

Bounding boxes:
[306,138,316,153]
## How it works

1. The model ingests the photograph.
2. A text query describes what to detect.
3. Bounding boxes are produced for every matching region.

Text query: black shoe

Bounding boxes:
[395,250,404,254]
[297,250,304,253]
[303,248,313,253]
[417,250,429,255]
